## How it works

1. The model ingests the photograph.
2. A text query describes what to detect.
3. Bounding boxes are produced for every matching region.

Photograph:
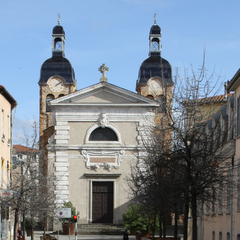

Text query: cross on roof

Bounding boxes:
[58,14,61,25]
[98,64,109,82]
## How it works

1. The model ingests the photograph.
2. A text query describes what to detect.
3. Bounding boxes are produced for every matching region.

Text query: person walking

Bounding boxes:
[123,229,129,240]
[17,228,23,240]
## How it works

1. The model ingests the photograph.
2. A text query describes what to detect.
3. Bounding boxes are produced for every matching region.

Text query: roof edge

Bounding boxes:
[227,68,240,92]
[0,85,17,109]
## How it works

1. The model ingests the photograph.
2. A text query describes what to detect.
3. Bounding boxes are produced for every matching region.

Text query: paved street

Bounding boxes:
[29,231,136,240]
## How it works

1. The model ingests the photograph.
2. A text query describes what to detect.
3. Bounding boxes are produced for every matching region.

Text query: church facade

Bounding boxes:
[38,17,173,224]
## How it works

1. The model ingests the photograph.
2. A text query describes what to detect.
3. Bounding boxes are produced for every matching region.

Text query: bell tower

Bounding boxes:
[38,16,77,137]
[149,13,161,57]
[136,14,173,102]
[52,14,65,57]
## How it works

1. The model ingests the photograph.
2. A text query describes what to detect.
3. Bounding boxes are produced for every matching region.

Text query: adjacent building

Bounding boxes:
[0,85,17,240]
[198,70,240,240]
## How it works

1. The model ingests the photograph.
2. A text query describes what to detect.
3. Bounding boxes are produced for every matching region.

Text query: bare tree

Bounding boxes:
[127,57,236,240]
[9,121,56,240]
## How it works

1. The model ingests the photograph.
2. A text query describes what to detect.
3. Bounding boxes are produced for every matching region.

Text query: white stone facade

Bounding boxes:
[47,81,158,224]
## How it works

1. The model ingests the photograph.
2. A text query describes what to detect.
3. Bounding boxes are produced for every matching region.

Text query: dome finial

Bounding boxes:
[58,14,61,26]
[154,13,157,25]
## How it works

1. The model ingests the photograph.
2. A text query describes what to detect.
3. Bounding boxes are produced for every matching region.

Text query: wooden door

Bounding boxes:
[92,181,113,223]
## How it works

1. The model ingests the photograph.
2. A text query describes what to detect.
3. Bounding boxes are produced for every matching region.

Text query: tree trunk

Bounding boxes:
[22,213,26,240]
[152,211,157,237]
[43,214,46,240]
[163,213,166,238]
[14,209,19,240]
[192,191,197,240]
[31,216,34,240]
[183,200,189,240]
[174,206,178,240]
[159,212,162,238]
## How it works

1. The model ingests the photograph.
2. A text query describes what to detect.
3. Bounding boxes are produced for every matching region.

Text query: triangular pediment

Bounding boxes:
[51,82,158,106]
[74,90,134,104]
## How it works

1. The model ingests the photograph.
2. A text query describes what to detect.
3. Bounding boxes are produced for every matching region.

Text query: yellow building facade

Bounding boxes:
[0,85,17,240]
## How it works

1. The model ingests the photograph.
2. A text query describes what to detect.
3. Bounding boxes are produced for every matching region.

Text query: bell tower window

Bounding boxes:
[46,94,54,112]
[146,95,154,100]
[151,38,159,51]
[54,38,62,51]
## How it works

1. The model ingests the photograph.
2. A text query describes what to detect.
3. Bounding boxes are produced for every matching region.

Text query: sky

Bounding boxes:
[1,0,240,143]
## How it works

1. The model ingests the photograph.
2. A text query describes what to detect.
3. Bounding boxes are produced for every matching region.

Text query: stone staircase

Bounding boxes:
[77,223,125,235]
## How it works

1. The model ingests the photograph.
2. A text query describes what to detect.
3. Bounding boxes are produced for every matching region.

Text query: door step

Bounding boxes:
[77,224,125,235]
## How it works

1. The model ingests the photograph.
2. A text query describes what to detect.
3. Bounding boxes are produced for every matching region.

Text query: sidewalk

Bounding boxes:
[28,231,136,240]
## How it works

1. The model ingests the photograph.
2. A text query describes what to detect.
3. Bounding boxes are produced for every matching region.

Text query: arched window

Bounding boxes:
[58,94,65,98]
[54,38,62,50]
[89,127,118,141]
[227,232,230,240]
[46,94,54,112]
[212,231,215,240]
[151,38,159,51]
[219,232,222,240]
[146,95,154,100]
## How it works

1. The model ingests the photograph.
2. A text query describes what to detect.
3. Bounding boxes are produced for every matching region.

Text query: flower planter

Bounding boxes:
[136,234,142,240]
[40,236,57,240]
[26,229,32,236]
[142,238,180,240]
[62,223,75,235]
[136,233,153,240]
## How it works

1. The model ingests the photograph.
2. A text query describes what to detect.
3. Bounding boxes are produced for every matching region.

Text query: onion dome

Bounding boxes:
[137,56,173,86]
[150,24,161,35]
[39,57,76,84]
[52,25,65,35]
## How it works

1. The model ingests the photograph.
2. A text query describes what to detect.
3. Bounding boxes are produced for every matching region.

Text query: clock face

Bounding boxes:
[48,78,64,92]
[149,80,163,95]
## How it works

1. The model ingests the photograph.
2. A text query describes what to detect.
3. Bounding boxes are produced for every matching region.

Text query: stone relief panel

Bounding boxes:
[82,150,125,171]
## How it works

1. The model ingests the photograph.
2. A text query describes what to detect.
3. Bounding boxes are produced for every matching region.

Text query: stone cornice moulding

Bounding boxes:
[66,154,135,159]
[53,103,158,109]
[55,116,150,123]
[47,145,135,151]
[84,173,121,178]
[55,107,154,113]
[54,110,155,119]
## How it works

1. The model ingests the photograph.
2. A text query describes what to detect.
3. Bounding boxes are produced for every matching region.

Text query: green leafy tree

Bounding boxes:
[123,204,159,235]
